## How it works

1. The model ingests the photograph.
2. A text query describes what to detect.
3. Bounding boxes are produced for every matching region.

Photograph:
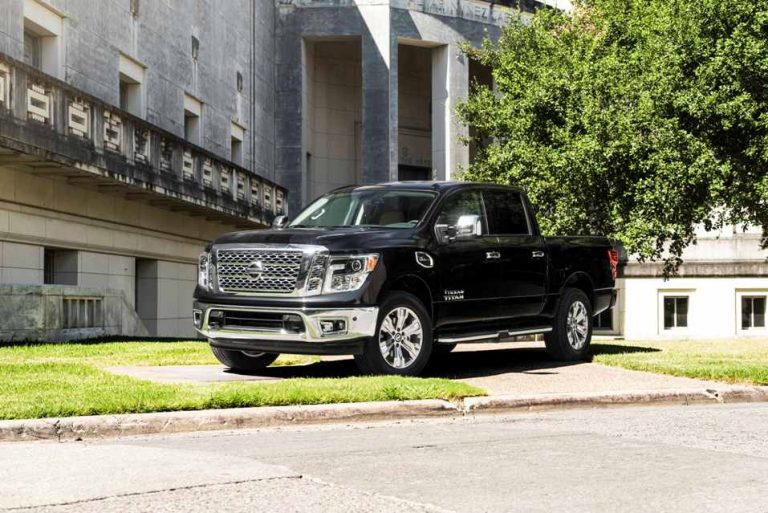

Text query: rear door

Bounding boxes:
[483,189,548,319]
[432,189,502,329]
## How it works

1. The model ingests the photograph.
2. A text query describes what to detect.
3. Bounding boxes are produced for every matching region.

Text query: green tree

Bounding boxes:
[458,0,768,273]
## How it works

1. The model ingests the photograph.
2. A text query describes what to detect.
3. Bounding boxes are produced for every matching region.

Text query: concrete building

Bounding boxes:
[0,0,286,340]
[0,0,542,341]
[602,225,768,341]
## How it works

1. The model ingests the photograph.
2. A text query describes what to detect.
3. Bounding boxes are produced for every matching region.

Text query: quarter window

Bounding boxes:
[483,190,530,235]
[663,296,688,329]
[741,296,766,330]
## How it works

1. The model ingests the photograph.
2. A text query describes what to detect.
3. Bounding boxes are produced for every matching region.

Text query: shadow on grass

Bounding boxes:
[0,336,203,348]
[591,343,662,356]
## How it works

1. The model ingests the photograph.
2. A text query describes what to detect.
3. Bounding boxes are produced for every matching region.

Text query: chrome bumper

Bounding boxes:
[193,304,379,343]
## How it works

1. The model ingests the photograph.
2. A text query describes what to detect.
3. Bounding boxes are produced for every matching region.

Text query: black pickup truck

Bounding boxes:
[194,182,617,376]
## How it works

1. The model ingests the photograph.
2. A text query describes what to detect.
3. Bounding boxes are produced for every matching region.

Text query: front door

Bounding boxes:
[432,189,503,330]
[482,189,548,319]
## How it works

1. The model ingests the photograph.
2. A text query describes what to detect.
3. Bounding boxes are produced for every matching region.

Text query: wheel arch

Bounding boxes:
[561,271,595,308]
[380,274,434,321]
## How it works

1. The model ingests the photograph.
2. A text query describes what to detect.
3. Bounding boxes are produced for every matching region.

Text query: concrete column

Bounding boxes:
[275,28,304,214]
[432,43,469,181]
[449,44,470,176]
[360,6,397,184]
[431,45,448,181]
[135,259,196,337]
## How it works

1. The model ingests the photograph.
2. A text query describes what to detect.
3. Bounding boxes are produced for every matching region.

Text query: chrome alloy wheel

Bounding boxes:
[378,306,423,369]
[566,300,589,349]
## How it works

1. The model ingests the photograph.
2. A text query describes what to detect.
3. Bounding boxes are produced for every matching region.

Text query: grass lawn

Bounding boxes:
[592,338,768,386]
[0,340,485,420]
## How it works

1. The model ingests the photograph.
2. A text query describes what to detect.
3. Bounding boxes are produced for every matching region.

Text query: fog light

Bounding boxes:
[208,310,224,328]
[193,310,203,329]
[319,319,347,335]
[282,314,304,333]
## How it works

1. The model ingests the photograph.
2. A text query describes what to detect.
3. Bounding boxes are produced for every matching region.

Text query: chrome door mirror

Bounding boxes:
[272,215,289,229]
[454,214,482,240]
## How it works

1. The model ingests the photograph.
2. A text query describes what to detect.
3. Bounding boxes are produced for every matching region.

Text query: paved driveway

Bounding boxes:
[108,341,723,396]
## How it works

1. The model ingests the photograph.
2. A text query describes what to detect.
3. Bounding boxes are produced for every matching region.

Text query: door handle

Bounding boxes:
[532,251,545,258]
[486,251,501,260]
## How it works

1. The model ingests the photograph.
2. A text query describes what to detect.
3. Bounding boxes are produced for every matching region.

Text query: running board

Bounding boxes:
[437,327,552,344]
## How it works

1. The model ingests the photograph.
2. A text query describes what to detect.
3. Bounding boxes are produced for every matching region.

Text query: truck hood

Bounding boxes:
[211,226,421,252]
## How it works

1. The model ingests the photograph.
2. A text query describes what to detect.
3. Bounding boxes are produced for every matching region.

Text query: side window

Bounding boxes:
[483,190,530,235]
[435,190,487,234]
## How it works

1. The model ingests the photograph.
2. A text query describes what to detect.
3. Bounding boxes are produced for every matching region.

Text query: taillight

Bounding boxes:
[608,249,619,281]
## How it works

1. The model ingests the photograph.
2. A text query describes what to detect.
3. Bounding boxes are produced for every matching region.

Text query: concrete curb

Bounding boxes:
[464,388,718,412]
[0,399,458,443]
[2,386,767,443]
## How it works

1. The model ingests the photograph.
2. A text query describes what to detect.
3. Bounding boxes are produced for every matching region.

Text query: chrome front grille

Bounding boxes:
[216,248,304,294]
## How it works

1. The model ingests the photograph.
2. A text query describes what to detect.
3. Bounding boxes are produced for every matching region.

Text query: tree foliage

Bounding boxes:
[458,0,768,272]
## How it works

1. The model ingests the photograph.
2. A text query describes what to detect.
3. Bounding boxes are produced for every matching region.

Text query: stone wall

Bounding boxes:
[0,284,148,343]
[0,166,235,340]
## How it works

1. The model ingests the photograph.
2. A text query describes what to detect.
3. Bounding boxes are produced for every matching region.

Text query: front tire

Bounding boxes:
[210,345,279,372]
[354,292,433,376]
[544,288,593,361]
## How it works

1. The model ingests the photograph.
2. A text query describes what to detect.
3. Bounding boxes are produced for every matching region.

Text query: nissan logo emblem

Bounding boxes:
[246,260,264,281]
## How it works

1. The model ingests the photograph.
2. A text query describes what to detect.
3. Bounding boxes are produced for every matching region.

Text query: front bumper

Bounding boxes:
[193,302,378,355]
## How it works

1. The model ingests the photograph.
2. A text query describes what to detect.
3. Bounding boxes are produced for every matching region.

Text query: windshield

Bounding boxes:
[289,189,437,229]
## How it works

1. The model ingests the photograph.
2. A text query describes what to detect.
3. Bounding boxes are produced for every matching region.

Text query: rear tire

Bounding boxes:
[354,291,433,376]
[544,288,592,361]
[210,345,279,372]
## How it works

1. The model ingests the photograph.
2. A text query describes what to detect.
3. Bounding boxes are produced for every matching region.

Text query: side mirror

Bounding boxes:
[272,215,289,229]
[454,214,482,240]
[434,223,451,244]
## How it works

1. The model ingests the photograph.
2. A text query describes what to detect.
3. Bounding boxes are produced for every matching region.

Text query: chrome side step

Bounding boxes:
[437,326,552,344]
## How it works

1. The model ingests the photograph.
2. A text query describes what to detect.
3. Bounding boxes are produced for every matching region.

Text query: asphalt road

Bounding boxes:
[3,403,768,513]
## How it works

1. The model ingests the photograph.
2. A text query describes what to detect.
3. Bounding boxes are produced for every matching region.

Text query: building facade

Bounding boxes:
[0,0,539,341]
[603,225,768,341]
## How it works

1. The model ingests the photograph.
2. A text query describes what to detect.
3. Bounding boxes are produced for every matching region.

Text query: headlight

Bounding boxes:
[198,252,211,289]
[323,254,379,293]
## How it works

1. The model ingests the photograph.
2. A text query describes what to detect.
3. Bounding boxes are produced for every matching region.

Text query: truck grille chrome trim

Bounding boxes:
[196,303,379,342]
[213,243,328,297]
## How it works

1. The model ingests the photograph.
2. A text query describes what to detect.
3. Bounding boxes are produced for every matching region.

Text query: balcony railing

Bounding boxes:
[0,53,285,226]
